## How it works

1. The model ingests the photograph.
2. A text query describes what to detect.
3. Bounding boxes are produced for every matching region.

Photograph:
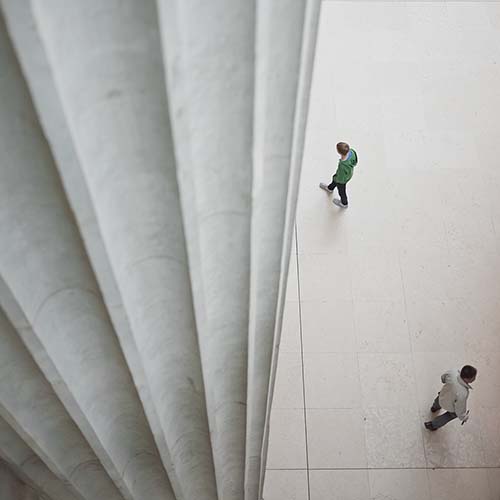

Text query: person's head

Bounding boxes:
[460,365,477,383]
[336,142,350,156]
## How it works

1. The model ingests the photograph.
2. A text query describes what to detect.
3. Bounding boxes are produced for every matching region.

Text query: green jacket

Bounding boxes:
[334,148,358,184]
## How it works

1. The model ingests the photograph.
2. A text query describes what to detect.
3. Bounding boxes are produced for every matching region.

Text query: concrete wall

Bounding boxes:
[0,1,320,499]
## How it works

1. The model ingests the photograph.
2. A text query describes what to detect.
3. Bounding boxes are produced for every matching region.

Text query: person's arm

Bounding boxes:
[454,394,468,421]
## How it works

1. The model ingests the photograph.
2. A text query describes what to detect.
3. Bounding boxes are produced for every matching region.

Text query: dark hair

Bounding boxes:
[336,142,350,155]
[460,365,477,380]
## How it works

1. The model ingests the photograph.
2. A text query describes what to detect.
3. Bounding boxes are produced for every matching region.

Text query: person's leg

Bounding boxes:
[336,183,348,206]
[320,176,335,193]
[431,394,441,412]
[426,412,457,430]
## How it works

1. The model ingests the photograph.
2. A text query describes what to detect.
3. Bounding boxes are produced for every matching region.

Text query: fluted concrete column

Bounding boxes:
[157,2,254,497]
[0,417,81,500]
[31,2,217,499]
[0,2,181,493]
[258,2,321,498]
[0,1,321,498]
[0,461,38,500]
[245,2,321,498]
[0,13,174,500]
[0,309,122,500]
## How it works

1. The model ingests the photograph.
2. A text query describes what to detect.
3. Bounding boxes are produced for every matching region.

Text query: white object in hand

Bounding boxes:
[461,410,470,425]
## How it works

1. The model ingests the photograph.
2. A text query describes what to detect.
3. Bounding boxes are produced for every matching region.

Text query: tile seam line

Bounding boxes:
[266,465,500,471]
[398,246,430,473]
[345,200,370,492]
[294,222,311,500]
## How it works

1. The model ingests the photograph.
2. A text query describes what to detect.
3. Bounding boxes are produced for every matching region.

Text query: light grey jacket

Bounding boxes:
[438,369,472,421]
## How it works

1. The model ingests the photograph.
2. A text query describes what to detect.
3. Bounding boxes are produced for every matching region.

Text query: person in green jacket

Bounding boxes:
[319,142,358,208]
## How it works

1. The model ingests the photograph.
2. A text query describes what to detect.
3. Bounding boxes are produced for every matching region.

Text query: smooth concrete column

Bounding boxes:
[0,310,123,500]
[0,417,81,500]
[0,14,174,500]
[31,2,217,499]
[157,2,255,497]
[0,2,180,493]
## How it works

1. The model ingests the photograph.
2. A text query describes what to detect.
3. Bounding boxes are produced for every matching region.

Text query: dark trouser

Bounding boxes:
[328,178,348,206]
[429,395,457,429]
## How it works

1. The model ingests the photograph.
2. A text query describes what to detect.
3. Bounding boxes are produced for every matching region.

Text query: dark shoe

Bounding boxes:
[424,422,436,431]
[431,406,440,413]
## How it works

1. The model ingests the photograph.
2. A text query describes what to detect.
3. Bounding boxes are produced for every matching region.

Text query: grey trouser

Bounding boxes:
[430,394,457,429]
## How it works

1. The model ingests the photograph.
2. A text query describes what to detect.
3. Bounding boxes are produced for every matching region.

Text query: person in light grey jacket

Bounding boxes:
[424,365,477,431]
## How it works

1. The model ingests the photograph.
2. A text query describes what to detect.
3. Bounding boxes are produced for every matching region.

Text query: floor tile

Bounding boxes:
[428,468,493,500]
[304,352,360,409]
[457,298,500,354]
[422,408,487,468]
[466,353,500,409]
[487,469,500,499]
[358,353,418,409]
[346,205,400,250]
[380,94,427,132]
[369,469,431,500]
[353,300,410,353]
[263,470,308,500]
[446,250,500,303]
[301,299,356,353]
[268,2,500,494]
[412,352,465,414]
[399,247,454,301]
[296,203,350,255]
[350,245,404,301]
[307,409,366,468]
[477,407,500,467]
[443,204,497,256]
[298,253,352,302]
[266,409,307,469]
[310,470,370,500]
[364,408,426,468]
[272,352,304,409]
[406,298,466,353]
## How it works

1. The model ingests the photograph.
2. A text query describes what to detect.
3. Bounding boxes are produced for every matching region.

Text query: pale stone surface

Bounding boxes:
[272,352,304,409]
[304,353,360,409]
[307,409,367,468]
[369,470,431,500]
[266,2,500,500]
[364,408,426,469]
[309,470,370,500]
[428,469,494,500]
[301,299,356,353]
[262,470,308,500]
[279,301,301,353]
[266,410,307,470]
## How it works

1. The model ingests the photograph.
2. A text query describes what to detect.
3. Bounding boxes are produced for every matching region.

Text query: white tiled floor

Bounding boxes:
[265,1,500,499]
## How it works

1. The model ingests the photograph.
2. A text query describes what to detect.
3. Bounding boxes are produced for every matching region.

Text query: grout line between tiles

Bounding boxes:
[294,223,311,500]
[346,206,371,496]
[398,248,430,474]
[267,466,500,471]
